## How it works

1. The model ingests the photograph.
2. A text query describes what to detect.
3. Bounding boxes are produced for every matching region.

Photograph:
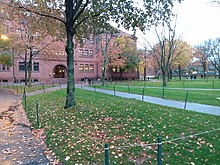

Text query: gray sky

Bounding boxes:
[134,0,220,48]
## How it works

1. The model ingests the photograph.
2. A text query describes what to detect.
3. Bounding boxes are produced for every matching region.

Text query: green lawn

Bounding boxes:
[104,79,220,89]
[94,79,220,106]
[24,89,220,164]
[0,84,54,94]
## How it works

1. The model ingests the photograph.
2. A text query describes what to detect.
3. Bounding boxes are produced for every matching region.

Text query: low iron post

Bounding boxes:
[36,99,39,128]
[23,86,26,109]
[142,88,145,101]
[127,84,130,93]
[157,137,162,165]
[162,85,165,99]
[20,84,22,94]
[184,91,189,110]
[16,86,19,94]
[104,144,109,165]
[42,83,45,93]
[113,85,116,96]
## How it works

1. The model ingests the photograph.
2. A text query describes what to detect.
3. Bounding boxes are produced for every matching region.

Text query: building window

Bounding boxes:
[79,64,84,72]
[117,67,120,73]
[90,38,94,44]
[89,50,93,56]
[84,64,89,71]
[84,50,89,56]
[79,49,83,56]
[1,64,10,71]
[19,62,25,71]
[112,67,116,73]
[90,64,94,72]
[82,37,86,43]
[148,68,151,75]
[33,62,39,71]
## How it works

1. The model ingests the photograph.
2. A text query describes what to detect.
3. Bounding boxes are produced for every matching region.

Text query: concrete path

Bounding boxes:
[24,84,220,116]
[21,84,220,116]
[78,85,220,116]
[0,88,49,165]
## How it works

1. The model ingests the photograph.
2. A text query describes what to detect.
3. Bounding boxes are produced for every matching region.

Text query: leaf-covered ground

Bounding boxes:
[24,89,220,164]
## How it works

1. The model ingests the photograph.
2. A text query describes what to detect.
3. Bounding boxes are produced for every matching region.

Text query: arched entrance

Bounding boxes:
[53,65,66,78]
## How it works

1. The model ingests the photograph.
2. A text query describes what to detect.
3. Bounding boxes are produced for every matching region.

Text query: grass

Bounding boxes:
[24,89,220,164]
[108,79,220,89]
[94,79,220,106]
[0,84,54,94]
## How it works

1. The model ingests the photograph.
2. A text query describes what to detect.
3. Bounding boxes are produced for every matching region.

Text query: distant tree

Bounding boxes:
[194,45,209,78]
[171,40,192,79]
[113,36,138,79]
[147,21,177,86]
[7,0,183,108]
[95,27,119,86]
[0,25,13,66]
[5,16,57,86]
[211,0,220,6]
[199,38,220,78]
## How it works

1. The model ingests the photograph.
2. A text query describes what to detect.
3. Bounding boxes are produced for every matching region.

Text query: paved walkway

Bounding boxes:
[78,85,220,116]
[0,89,52,165]
[23,84,220,116]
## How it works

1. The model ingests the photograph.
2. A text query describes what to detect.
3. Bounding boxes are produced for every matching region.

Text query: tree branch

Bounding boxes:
[73,12,101,30]
[72,0,89,24]
[17,4,66,25]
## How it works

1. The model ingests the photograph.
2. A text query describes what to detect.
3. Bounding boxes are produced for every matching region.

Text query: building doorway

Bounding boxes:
[53,65,66,78]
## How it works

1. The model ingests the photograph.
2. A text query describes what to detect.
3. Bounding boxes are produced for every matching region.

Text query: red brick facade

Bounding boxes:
[0,34,138,84]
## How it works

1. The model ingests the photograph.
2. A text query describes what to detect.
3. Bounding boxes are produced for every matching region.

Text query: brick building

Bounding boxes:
[0,29,139,84]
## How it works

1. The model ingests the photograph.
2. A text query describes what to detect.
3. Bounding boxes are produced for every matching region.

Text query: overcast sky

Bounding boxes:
[134,0,220,49]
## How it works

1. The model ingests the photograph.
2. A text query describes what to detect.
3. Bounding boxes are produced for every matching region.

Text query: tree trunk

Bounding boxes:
[101,52,107,86]
[167,69,170,82]
[28,47,33,87]
[102,66,106,86]
[109,67,112,82]
[120,68,123,80]
[27,62,32,87]
[24,51,27,86]
[203,63,206,79]
[65,30,75,108]
[144,66,146,81]
[178,65,181,80]
[137,66,140,81]
[170,68,173,79]
[162,69,167,87]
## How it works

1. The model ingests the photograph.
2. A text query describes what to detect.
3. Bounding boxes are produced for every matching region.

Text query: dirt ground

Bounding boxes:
[0,88,49,165]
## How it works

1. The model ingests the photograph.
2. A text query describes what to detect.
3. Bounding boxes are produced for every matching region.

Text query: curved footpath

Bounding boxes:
[78,85,220,116]
[0,88,48,165]
[27,84,220,116]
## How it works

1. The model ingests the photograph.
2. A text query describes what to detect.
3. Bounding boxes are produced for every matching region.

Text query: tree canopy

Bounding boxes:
[195,38,220,78]
[3,0,183,108]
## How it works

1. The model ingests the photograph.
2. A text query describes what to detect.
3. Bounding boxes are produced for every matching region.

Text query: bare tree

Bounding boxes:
[199,38,220,78]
